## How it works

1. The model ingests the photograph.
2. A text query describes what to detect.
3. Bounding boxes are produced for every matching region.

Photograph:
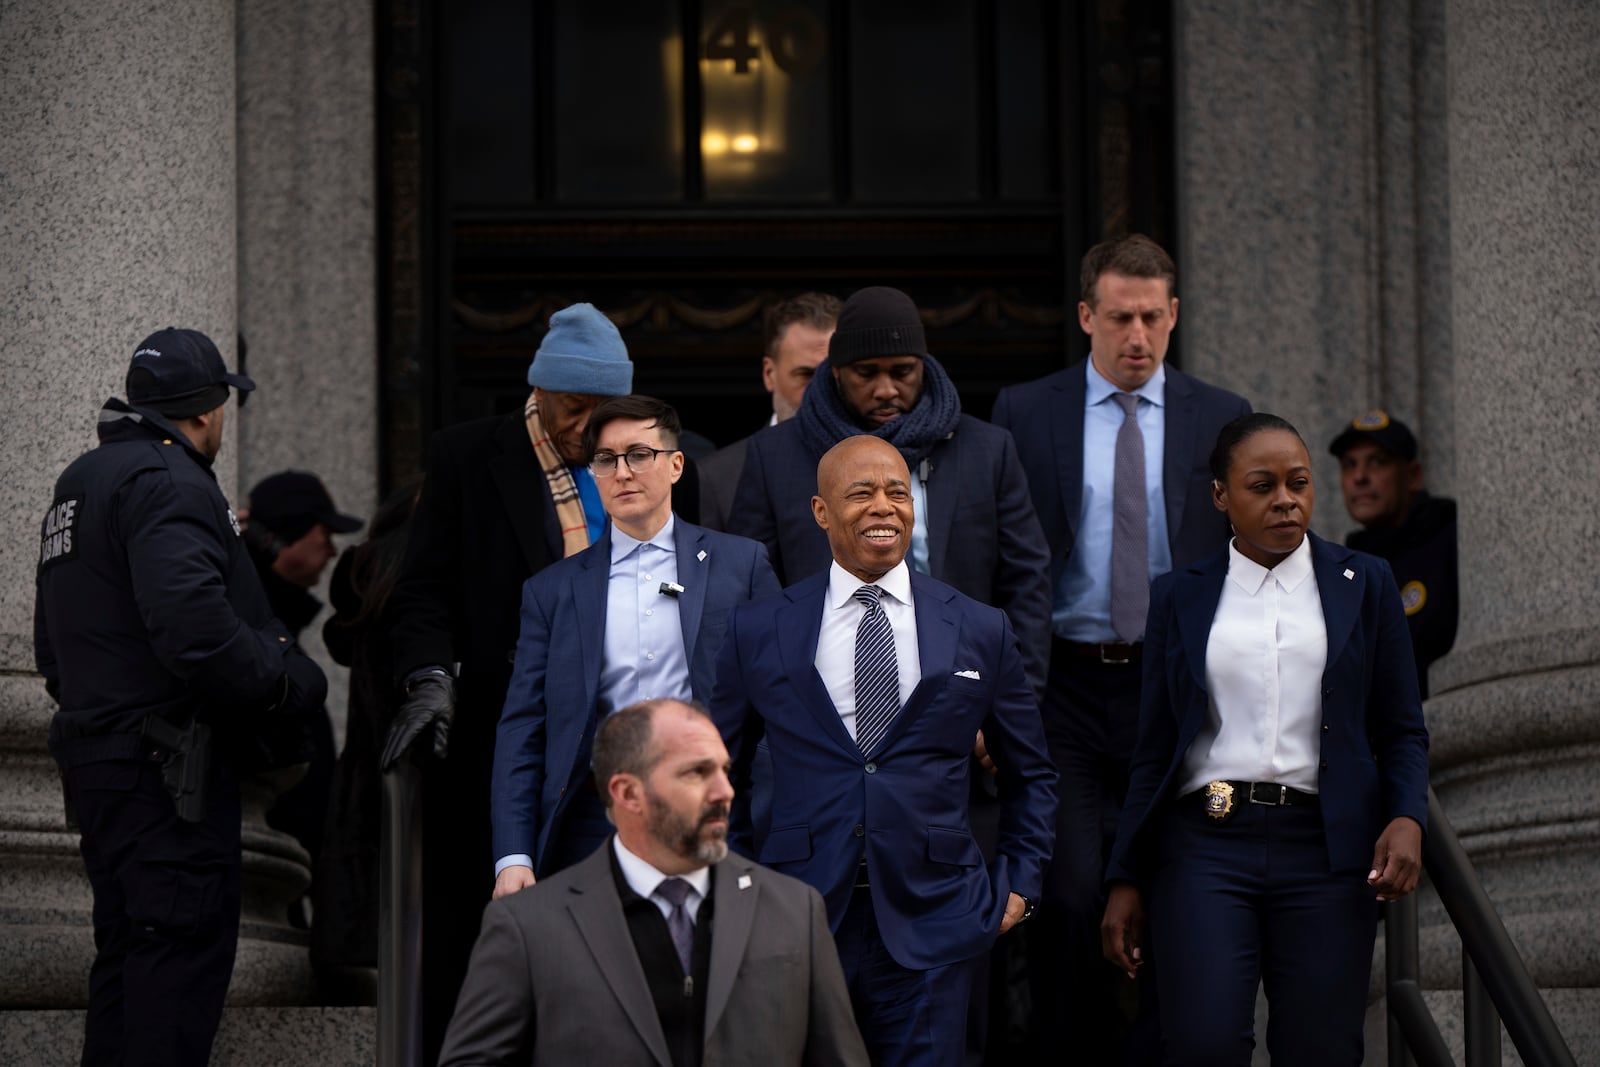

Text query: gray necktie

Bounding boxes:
[1110,393,1149,643]
[654,877,695,974]
[853,585,901,756]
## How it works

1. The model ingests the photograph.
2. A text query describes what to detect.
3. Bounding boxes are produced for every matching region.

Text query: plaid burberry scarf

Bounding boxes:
[525,393,591,558]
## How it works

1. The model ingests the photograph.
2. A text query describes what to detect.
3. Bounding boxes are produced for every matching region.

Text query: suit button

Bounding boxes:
[507,649,516,664]
[864,762,877,774]
[1323,687,1333,695]
[559,786,566,797]
[1320,761,1328,770]
[853,824,865,837]
[1323,723,1330,732]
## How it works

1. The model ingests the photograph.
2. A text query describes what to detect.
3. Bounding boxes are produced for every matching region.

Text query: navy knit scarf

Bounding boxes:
[796,354,963,467]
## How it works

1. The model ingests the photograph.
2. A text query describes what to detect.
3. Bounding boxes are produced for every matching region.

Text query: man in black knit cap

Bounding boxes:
[727,285,1051,700]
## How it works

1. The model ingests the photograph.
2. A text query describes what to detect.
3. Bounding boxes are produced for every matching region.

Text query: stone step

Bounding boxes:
[0,1006,375,1066]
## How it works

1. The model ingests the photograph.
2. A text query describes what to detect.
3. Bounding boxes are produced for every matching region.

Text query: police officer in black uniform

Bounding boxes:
[1331,409,1460,697]
[34,328,328,1067]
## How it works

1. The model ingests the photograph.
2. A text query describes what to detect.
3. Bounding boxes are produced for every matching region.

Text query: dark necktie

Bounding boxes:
[1110,392,1149,643]
[853,585,901,755]
[654,877,695,974]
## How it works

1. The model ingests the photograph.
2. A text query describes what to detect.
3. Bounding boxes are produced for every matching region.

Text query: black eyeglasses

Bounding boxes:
[589,446,680,477]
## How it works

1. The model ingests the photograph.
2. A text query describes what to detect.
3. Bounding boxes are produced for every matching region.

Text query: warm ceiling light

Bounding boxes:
[731,134,759,153]
[702,131,730,155]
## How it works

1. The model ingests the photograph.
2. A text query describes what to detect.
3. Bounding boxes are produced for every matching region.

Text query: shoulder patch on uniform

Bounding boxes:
[39,497,83,568]
[1399,579,1427,616]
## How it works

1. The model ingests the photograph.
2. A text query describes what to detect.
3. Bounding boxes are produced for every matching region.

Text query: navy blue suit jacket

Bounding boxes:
[728,413,1053,699]
[710,569,1058,971]
[991,362,1252,601]
[491,518,780,875]
[1104,533,1430,886]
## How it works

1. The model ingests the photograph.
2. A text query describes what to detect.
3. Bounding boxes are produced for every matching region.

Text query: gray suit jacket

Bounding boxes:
[439,840,869,1066]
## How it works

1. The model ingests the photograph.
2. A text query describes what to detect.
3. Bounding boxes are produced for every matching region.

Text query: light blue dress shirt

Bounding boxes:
[599,515,694,713]
[908,471,930,574]
[1054,360,1172,641]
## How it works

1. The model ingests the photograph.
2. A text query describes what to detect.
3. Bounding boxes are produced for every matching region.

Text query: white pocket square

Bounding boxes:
[954,669,981,680]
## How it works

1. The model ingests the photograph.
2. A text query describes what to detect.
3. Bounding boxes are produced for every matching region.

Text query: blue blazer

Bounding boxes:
[710,569,1058,972]
[1104,533,1430,885]
[491,518,781,875]
[991,362,1252,592]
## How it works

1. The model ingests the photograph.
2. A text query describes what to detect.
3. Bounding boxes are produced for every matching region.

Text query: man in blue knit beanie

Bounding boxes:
[382,300,632,1066]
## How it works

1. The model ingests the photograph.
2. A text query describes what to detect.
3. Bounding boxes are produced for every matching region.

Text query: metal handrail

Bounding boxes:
[1385,788,1578,1067]
[378,761,425,1067]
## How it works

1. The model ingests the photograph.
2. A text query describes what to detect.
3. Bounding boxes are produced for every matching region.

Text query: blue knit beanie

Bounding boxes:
[526,303,633,395]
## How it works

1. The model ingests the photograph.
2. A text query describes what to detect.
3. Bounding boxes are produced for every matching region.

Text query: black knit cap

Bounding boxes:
[828,286,928,366]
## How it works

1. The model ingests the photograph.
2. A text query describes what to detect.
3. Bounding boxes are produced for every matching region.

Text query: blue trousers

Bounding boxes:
[835,886,975,1067]
[1147,797,1378,1067]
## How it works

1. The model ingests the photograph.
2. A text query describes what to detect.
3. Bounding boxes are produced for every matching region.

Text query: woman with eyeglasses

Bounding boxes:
[1100,412,1430,1065]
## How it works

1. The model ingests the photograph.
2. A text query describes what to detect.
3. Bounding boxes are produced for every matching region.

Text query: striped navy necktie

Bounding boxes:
[853,584,901,755]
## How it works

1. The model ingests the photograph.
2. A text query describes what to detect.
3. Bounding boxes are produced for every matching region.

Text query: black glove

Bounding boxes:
[381,672,454,771]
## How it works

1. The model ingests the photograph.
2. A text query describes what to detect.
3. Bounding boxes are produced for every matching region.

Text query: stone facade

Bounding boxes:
[1,0,1593,1062]
[0,0,375,1058]
[1176,0,1598,1062]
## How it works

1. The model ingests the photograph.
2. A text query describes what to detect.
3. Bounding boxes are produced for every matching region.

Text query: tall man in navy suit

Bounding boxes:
[711,435,1057,1067]
[991,234,1251,1061]
[492,396,780,896]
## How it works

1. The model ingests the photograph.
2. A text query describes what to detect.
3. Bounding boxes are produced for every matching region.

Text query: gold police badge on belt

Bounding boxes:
[1203,781,1236,822]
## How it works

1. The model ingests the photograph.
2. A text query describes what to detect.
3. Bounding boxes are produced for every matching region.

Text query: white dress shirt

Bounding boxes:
[815,560,921,742]
[1178,536,1327,796]
[613,835,710,923]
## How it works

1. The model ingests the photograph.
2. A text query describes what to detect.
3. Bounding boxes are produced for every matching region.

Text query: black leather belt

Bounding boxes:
[1056,640,1142,665]
[1187,779,1318,822]
[1230,781,1316,806]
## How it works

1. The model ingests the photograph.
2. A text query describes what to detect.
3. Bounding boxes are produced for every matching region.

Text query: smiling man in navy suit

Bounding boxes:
[710,435,1057,1067]
[491,396,780,896]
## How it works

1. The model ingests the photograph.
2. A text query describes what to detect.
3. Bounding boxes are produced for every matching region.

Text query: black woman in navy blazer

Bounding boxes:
[1101,414,1429,1066]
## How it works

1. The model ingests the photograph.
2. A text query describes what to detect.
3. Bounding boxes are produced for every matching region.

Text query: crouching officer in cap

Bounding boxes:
[243,470,365,883]
[33,327,328,1067]
[1330,410,1459,698]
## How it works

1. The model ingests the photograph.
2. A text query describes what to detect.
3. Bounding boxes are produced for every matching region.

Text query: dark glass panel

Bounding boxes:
[848,0,980,203]
[446,0,535,207]
[699,0,833,202]
[995,0,1056,202]
[552,1,684,203]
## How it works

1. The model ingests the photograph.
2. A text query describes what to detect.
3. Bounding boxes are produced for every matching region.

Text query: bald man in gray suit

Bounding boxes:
[439,698,867,1067]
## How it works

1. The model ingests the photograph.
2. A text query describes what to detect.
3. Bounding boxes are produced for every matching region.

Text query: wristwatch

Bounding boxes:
[1018,894,1037,922]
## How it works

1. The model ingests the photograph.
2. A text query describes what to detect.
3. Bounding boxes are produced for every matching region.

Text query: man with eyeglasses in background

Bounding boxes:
[490,395,781,898]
